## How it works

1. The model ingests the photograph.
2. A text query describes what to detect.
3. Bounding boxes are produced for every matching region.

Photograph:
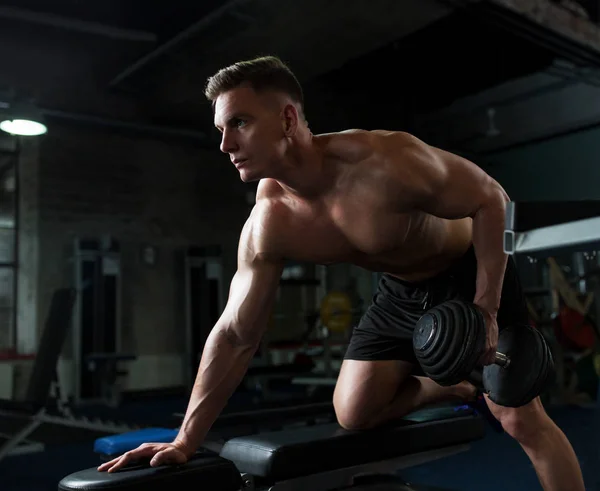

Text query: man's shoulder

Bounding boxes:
[368,130,427,153]
[256,178,285,200]
[241,189,292,261]
[252,193,290,225]
[323,128,418,140]
[321,129,422,163]
[319,129,373,162]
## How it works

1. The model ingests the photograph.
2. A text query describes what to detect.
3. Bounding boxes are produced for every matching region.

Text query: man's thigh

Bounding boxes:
[333,359,414,422]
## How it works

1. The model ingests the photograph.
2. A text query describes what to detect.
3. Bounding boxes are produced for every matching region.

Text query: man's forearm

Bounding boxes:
[174,327,258,454]
[472,191,509,315]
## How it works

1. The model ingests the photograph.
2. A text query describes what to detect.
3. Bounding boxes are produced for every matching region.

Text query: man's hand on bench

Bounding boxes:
[97,441,192,473]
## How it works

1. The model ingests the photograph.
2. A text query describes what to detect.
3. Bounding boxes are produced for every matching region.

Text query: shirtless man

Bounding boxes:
[99,56,584,490]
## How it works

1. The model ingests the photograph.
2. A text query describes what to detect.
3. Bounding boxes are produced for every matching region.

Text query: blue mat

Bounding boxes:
[94,428,178,456]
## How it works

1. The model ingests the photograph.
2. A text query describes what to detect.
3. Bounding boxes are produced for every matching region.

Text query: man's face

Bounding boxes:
[214,86,286,182]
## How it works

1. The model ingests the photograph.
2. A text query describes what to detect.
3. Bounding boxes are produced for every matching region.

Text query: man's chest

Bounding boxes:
[280,196,416,264]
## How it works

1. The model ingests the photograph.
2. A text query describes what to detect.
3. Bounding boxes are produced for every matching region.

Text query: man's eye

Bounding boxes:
[235,120,246,128]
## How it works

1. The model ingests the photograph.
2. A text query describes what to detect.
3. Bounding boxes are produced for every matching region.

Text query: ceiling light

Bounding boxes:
[0,119,47,136]
[0,101,47,136]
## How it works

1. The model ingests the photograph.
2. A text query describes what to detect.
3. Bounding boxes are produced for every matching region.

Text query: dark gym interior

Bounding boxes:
[1,1,600,490]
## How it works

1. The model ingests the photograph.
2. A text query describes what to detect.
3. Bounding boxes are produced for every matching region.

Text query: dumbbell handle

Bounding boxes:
[475,351,511,369]
[467,352,511,391]
[469,351,511,369]
[495,351,511,369]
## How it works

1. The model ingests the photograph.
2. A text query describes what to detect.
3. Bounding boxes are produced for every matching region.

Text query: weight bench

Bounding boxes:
[0,288,138,463]
[0,288,76,461]
[59,405,485,491]
[95,400,337,460]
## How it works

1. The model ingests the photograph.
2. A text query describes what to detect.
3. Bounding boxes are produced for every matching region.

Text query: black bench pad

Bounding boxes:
[58,406,483,490]
[220,407,484,482]
[58,452,242,491]
[0,399,43,415]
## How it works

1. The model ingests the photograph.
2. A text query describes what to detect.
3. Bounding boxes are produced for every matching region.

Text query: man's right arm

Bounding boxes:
[97,196,288,473]
[173,210,285,456]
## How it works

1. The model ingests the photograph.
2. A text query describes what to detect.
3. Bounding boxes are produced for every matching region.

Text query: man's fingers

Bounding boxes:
[150,449,186,467]
[108,451,141,473]
[97,445,188,473]
[98,457,120,471]
[482,350,490,365]
[97,453,133,472]
[479,348,495,366]
[150,450,167,467]
[98,446,158,473]
[486,347,497,365]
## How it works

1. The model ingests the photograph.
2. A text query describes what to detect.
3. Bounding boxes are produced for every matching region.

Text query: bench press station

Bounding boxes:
[59,403,484,490]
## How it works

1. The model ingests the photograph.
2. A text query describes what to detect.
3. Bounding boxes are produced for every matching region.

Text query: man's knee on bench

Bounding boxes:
[335,403,379,431]
[333,389,384,431]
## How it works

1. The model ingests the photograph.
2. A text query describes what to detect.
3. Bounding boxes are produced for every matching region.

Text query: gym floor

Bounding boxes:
[1,399,598,491]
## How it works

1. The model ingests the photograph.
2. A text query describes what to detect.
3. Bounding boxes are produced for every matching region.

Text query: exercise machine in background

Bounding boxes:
[71,237,136,407]
[183,245,224,392]
[504,200,600,405]
[0,288,138,463]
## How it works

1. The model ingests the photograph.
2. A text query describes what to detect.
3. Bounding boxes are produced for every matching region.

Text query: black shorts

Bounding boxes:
[344,246,530,365]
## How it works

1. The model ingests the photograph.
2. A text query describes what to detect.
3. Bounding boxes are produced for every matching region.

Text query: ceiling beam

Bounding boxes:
[109,0,251,89]
[0,6,157,43]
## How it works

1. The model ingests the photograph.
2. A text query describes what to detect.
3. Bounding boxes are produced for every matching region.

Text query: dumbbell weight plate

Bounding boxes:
[438,301,486,385]
[500,325,549,407]
[413,300,485,386]
[482,325,550,407]
[526,327,554,406]
[413,304,462,382]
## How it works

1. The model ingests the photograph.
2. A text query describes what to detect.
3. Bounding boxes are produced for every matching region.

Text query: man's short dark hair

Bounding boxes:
[204,56,304,112]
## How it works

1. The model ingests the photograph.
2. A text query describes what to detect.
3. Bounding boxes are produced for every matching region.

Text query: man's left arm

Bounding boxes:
[383,133,510,364]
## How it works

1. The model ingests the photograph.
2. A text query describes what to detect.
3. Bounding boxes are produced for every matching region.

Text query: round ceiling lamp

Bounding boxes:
[0,101,47,136]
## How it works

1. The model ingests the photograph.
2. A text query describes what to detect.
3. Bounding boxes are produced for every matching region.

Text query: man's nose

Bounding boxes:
[220,129,238,154]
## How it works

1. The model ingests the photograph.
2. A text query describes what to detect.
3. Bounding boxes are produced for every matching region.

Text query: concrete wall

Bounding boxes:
[29,124,250,395]
[0,138,19,352]
[16,138,40,354]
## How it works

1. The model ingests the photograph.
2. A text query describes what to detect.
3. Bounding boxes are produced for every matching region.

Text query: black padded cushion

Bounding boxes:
[58,452,241,491]
[0,398,44,414]
[26,288,76,407]
[220,407,484,482]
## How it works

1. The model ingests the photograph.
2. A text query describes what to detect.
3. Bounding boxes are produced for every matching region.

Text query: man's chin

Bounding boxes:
[239,170,260,183]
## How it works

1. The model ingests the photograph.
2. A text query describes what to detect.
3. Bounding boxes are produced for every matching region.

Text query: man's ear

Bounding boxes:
[281,104,299,136]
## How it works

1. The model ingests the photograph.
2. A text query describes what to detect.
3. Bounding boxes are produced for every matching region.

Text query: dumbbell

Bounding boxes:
[412,300,553,407]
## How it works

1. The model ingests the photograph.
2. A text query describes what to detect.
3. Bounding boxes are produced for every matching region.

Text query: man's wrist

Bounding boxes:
[173,438,197,457]
[474,301,498,318]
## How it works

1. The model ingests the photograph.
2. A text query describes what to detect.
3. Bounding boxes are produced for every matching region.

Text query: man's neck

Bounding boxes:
[273,133,334,199]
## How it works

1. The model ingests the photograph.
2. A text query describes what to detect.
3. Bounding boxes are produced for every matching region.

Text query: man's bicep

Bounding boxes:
[218,199,288,345]
[220,256,283,346]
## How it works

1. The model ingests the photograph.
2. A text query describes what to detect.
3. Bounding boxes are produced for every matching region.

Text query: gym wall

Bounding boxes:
[482,126,600,201]
[479,125,600,311]
[18,124,252,395]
